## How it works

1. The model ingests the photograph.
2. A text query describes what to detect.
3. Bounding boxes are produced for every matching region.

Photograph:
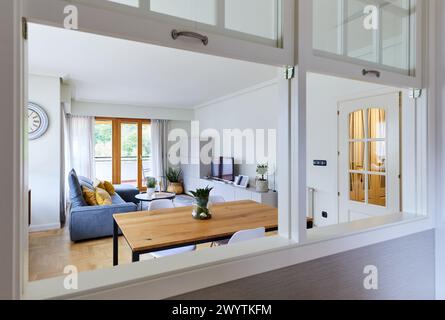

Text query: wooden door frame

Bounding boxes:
[95,117,151,190]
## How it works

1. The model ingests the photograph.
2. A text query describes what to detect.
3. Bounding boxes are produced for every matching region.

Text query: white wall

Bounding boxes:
[194,80,279,187]
[28,74,62,231]
[306,73,417,227]
[71,101,194,121]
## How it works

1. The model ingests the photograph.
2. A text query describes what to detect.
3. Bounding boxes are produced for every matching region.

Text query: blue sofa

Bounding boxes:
[68,169,138,242]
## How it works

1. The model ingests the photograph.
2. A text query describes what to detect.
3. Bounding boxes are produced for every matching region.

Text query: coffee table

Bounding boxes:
[135,192,176,210]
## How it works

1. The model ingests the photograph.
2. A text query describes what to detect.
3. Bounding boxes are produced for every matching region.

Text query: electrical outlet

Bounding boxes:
[322,211,328,218]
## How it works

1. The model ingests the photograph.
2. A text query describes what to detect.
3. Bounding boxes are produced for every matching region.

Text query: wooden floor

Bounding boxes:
[29,225,277,282]
[28,224,214,282]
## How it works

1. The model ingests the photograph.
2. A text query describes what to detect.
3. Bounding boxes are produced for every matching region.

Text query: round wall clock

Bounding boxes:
[28,102,49,140]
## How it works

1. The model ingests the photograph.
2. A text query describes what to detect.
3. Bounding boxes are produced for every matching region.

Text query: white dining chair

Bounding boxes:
[228,227,266,245]
[212,227,266,248]
[145,199,196,259]
[148,199,175,211]
[209,195,226,206]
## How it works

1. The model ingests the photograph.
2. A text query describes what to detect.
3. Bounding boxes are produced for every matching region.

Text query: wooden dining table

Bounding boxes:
[112,200,278,266]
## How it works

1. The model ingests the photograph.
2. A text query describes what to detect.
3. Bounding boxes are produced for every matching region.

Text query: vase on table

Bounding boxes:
[190,186,213,220]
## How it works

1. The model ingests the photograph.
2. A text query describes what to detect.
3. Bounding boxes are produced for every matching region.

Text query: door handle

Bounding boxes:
[171,29,209,46]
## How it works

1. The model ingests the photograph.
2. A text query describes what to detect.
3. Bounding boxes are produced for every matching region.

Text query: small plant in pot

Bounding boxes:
[190,186,213,220]
[165,167,184,195]
[145,176,157,197]
[256,163,269,193]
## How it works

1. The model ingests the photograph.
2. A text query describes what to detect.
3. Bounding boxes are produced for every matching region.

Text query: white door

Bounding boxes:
[338,92,400,223]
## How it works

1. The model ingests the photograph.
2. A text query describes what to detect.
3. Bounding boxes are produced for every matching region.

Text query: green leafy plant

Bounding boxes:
[145,176,157,189]
[190,186,213,220]
[165,167,183,183]
[256,163,269,181]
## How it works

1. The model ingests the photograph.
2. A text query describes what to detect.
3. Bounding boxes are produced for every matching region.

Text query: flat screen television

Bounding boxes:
[211,157,235,182]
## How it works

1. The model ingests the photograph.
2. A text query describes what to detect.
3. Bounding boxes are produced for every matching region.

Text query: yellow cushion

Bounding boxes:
[95,187,112,206]
[94,179,105,190]
[103,181,116,195]
[82,186,98,206]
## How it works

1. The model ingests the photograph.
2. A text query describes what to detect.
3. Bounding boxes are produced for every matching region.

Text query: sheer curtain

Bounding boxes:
[67,115,96,180]
[151,120,169,191]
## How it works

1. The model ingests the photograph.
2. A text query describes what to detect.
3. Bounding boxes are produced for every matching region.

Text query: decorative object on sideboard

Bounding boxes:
[190,186,213,220]
[145,176,157,197]
[28,102,49,140]
[165,167,184,194]
[234,175,249,188]
[256,163,269,193]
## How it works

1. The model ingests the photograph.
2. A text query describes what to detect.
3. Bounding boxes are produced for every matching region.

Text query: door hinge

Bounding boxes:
[338,192,341,197]
[409,88,422,99]
[337,110,340,116]
[284,66,295,80]
[22,17,28,40]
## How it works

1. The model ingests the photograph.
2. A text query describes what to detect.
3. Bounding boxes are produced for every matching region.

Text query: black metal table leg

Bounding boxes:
[113,218,119,266]
[132,251,140,263]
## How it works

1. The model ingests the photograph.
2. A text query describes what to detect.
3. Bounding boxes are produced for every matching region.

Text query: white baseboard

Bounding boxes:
[29,223,61,233]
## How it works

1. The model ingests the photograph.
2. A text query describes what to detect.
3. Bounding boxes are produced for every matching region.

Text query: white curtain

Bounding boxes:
[67,115,95,180]
[151,120,169,191]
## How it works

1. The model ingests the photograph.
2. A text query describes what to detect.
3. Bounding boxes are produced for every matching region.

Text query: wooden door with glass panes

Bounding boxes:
[338,92,400,222]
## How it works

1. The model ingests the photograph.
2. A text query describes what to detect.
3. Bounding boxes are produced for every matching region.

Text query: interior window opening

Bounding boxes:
[27,22,285,282]
[306,72,426,231]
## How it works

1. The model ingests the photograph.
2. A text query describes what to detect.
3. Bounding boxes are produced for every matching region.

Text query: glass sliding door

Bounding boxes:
[94,119,113,181]
[120,122,139,187]
[94,118,151,190]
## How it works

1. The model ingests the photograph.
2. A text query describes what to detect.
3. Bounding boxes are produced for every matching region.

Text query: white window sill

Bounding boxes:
[23,213,433,300]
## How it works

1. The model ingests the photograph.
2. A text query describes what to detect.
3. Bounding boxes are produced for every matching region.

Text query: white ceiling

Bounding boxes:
[28,23,278,109]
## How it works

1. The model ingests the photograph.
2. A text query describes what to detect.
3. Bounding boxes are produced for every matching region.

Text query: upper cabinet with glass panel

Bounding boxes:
[107,0,282,46]
[313,0,417,76]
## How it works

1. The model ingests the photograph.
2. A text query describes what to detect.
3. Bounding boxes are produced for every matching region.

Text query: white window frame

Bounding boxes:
[5,0,435,299]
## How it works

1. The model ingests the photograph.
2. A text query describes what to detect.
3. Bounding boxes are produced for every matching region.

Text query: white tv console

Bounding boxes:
[183,177,278,208]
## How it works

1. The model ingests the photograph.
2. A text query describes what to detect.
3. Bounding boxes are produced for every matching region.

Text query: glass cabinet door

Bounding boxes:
[313,0,416,75]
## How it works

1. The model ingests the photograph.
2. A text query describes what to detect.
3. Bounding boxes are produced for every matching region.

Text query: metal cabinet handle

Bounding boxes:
[362,69,381,78]
[171,29,209,46]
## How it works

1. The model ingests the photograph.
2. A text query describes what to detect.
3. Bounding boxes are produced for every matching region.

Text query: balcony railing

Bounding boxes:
[94,156,152,184]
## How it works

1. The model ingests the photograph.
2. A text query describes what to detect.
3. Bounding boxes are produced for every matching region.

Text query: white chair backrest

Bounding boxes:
[149,199,174,211]
[228,227,265,245]
[209,195,226,206]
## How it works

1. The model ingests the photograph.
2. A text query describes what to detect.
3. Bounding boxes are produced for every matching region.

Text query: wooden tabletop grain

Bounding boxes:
[113,200,278,252]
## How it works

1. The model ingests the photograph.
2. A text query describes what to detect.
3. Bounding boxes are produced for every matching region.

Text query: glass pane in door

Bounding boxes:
[368,174,386,206]
[368,108,386,139]
[346,0,377,63]
[94,120,113,181]
[349,142,365,171]
[349,110,365,139]
[350,173,365,203]
[142,123,152,181]
[121,123,138,186]
[225,0,279,40]
[369,141,386,173]
[150,0,217,25]
[313,0,342,54]
[381,0,412,70]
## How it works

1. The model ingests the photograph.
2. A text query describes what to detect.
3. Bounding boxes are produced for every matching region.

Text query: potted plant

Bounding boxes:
[190,186,213,220]
[145,176,157,197]
[165,167,184,194]
[256,163,269,193]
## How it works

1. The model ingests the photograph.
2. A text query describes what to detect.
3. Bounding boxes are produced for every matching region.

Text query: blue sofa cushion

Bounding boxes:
[114,184,140,204]
[78,176,95,190]
[68,169,87,208]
